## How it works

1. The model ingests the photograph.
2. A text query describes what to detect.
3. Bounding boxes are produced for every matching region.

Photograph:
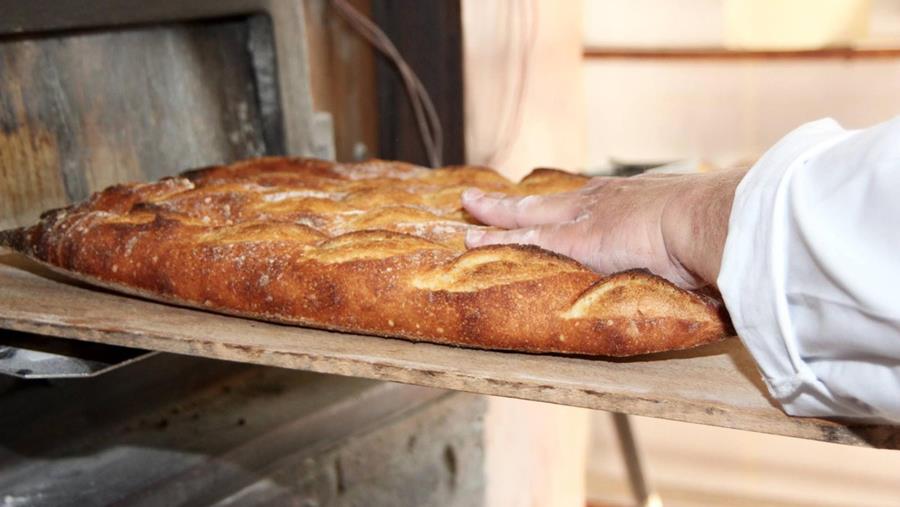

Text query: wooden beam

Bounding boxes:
[2,255,898,450]
[583,46,900,60]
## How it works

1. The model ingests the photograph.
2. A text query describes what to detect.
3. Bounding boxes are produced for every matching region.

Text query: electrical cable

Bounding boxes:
[332,0,444,167]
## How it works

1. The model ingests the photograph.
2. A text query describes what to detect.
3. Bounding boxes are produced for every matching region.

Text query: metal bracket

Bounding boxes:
[612,412,662,507]
[0,330,158,379]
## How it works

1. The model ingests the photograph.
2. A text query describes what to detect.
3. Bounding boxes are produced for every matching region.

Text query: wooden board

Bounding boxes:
[304,0,379,162]
[2,254,897,450]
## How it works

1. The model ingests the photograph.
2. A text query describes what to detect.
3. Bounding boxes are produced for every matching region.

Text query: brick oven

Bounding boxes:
[0,1,486,504]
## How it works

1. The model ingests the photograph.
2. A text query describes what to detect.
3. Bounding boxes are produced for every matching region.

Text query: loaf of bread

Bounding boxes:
[0,157,730,356]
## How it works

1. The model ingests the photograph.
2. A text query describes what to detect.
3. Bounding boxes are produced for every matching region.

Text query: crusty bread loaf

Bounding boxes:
[0,157,730,356]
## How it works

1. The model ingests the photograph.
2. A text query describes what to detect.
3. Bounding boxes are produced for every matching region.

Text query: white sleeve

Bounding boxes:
[717,117,900,423]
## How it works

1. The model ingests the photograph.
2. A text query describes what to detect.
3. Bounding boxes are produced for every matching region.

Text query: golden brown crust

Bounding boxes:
[0,157,731,356]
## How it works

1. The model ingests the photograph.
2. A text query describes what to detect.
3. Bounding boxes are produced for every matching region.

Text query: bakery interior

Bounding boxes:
[1,0,900,506]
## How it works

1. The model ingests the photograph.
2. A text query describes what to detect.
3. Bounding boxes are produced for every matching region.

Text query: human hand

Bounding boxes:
[462,168,747,289]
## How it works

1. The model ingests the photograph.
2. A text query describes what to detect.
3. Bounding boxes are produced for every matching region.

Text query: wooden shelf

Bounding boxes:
[2,253,898,450]
[583,46,900,60]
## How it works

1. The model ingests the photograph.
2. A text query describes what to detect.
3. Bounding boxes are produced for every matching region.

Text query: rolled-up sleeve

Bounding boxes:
[718,117,900,423]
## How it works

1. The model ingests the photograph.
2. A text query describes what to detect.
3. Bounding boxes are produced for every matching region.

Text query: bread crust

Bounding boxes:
[0,157,731,356]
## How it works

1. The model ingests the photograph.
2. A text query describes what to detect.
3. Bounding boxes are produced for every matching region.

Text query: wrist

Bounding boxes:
[662,168,747,287]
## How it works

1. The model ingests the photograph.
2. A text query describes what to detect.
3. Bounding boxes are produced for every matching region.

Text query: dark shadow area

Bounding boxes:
[0,350,468,506]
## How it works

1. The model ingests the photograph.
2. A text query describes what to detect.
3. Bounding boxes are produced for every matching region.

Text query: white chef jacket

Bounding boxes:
[718,117,900,423]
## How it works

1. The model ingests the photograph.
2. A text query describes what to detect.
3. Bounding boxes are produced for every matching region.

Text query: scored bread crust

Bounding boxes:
[0,157,731,356]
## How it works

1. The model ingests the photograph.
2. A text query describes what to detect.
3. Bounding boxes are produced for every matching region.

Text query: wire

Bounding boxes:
[331,0,444,167]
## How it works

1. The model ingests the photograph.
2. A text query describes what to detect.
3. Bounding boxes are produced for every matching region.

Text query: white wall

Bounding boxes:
[585,58,900,167]
[464,0,587,180]
[583,0,900,169]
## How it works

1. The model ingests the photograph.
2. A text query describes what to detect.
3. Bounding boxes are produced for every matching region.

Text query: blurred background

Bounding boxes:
[467,0,900,177]
[2,1,899,506]
[464,1,900,505]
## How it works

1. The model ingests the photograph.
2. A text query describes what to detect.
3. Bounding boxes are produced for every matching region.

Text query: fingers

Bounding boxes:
[465,221,575,256]
[461,188,582,229]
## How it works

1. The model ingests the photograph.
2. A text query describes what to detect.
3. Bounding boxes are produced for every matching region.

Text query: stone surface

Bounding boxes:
[0,353,487,506]
[230,393,487,507]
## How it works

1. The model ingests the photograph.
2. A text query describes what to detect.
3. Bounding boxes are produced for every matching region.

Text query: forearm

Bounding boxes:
[662,167,748,287]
